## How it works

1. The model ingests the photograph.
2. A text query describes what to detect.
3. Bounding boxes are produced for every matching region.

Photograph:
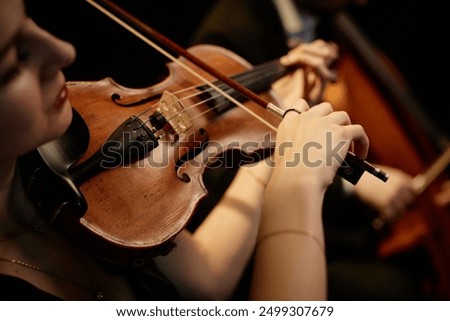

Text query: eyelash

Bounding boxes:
[17,41,30,62]
[0,67,20,86]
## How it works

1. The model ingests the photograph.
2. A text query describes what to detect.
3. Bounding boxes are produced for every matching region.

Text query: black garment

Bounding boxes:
[9,149,181,301]
[191,0,337,66]
[191,0,289,66]
[0,260,180,301]
[0,275,60,300]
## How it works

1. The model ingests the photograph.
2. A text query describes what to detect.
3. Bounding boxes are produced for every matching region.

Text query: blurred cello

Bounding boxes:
[324,10,450,298]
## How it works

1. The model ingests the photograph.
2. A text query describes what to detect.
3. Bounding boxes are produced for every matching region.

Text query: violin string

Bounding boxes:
[87,0,277,132]
[133,87,239,138]
[130,56,285,138]
[161,62,285,131]
[138,96,232,139]
[166,65,284,130]
[129,84,199,122]
[135,92,218,128]
[136,60,284,130]
[134,59,283,121]
[163,100,234,137]
[136,64,284,137]
[142,86,236,132]
[131,83,219,126]
[126,45,285,129]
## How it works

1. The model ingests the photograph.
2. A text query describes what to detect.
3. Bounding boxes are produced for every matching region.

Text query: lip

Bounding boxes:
[55,85,68,109]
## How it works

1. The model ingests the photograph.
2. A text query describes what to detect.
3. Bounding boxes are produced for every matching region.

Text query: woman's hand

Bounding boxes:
[251,99,367,300]
[280,39,339,81]
[350,165,416,222]
[274,40,339,106]
[270,99,369,193]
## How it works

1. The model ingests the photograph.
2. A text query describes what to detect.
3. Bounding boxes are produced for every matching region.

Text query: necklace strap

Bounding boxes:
[0,257,104,300]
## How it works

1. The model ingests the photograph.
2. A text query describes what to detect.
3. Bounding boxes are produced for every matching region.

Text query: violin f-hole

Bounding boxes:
[175,128,210,183]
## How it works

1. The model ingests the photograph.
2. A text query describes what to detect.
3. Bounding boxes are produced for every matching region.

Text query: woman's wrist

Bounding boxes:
[267,165,328,197]
[261,174,325,234]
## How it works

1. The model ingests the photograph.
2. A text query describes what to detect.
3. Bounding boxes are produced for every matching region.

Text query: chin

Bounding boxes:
[57,104,74,135]
[49,103,73,141]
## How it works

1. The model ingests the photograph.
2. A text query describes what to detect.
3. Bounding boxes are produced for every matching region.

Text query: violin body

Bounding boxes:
[30,45,281,264]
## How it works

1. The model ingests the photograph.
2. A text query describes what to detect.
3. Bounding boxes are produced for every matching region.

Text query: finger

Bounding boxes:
[281,49,327,67]
[327,41,339,53]
[281,51,337,82]
[304,56,337,81]
[316,65,338,82]
[290,98,310,112]
[326,111,351,126]
[345,123,369,159]
[300,40,339,56]
[380,207,397,223]
[435,189,450,207]
[301,55,336,79]
[300,45,339,64]
[281,40,338,65]
[308,101,334,116]
[282,108,302,119]
[301,41,339,63]
[282,99,310,121]
[442,180,450,189]
[403,187,416,206]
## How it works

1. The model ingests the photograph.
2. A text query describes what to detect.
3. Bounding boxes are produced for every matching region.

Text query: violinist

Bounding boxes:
[192,0,423,300]
[0,0,371,300]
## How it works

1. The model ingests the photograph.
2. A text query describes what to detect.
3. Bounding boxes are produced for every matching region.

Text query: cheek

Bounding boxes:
[0,82,72,159]
[0,94,43,158]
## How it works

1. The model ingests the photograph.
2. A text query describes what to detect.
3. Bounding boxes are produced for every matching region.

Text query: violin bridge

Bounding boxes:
[155,91,192,139]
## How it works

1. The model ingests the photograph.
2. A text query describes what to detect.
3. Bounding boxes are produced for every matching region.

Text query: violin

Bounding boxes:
[23,0,387,266]
[25,44,282,264]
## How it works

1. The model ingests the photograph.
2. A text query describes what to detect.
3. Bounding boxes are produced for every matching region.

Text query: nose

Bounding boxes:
[28,19,76,79]
[51,37,76,71]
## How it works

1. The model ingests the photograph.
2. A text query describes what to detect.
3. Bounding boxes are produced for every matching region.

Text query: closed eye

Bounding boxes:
[0,65,21,85]
[0,41,28,86]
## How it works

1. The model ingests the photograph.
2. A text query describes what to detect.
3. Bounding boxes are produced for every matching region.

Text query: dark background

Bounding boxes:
[25,0,215,87]
[347,0,449,139]
[25,0,448,138]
